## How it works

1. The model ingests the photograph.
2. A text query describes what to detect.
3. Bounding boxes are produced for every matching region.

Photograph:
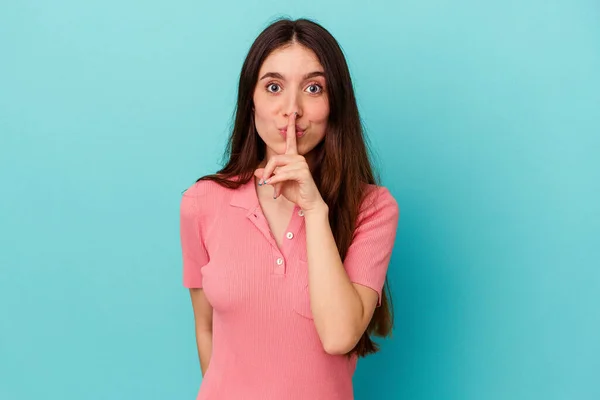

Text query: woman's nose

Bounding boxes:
[283,92,302,117]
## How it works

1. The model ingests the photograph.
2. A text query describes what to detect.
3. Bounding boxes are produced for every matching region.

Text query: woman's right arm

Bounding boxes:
[189,288,213,376]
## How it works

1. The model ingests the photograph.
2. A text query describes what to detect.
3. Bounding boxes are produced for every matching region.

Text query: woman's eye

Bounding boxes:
[306,84,323,94]
[266,83,281,93]
[266,82,323,94]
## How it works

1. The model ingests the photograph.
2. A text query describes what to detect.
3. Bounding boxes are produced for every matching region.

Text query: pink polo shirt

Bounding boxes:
[179,176,399,400]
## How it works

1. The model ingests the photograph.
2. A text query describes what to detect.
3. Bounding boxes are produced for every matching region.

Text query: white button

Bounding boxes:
[298,210,305,216]
[286,232,294,239]
[276,258,284,265]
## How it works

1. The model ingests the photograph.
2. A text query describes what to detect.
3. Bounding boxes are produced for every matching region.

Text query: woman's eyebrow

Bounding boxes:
[259,71,325,81]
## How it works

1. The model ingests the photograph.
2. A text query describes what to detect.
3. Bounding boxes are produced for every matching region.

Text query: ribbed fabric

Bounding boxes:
[179,177,399,400]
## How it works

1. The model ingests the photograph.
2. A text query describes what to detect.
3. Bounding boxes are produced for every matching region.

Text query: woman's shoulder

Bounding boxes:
[182,178,225,200]
[181,175,243,216]
[358,183,399,219]
[360,183,397,203]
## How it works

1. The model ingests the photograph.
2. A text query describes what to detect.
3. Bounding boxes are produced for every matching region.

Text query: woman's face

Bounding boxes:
[252,43,329,162]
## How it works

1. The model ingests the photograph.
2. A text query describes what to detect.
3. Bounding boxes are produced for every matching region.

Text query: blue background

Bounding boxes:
[1,1,598,399]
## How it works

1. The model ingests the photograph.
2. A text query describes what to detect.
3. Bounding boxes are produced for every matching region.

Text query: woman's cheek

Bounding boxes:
[315,99,329,122]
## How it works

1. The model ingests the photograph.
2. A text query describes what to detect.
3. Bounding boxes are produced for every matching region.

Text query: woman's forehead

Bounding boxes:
[259,44,323,78]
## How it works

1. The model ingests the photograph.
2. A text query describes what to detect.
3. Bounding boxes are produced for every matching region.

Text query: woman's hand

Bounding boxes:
[254,112,326,213]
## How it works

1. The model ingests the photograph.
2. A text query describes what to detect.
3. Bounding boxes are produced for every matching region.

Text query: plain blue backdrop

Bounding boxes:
[1,1,598,399]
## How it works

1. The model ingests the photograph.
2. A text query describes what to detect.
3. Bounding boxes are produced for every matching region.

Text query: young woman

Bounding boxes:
[179,18,400,400]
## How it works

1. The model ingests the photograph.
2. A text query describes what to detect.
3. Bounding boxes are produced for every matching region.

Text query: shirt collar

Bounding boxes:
[229,175,259,212]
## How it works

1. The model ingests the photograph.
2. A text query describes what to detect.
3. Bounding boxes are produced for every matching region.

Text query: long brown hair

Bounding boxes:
[195,17,394,358]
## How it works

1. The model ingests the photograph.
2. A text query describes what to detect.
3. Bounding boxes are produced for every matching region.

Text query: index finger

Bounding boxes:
[285,112,298,155]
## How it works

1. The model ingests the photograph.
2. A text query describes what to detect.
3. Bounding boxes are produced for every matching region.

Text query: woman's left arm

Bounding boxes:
[304,203,380,355]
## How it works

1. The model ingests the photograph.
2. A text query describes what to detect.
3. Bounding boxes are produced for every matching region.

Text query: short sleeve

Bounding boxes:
[179,188,209,289]
[343,186,400,307]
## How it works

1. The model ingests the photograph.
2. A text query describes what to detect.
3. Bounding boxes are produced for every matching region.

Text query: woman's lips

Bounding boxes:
[279,129,305,138]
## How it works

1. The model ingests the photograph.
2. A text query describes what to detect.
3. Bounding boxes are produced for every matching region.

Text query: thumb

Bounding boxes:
[273,182,282,199]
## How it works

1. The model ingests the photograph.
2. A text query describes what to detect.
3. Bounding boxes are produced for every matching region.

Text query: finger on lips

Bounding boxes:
[257,112,300,199]
[286,112,298,155]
